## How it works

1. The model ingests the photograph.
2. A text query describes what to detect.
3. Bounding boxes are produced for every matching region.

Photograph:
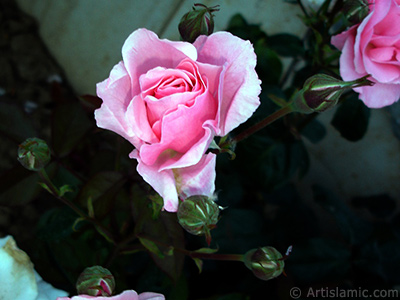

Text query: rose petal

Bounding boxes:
[125,95,159,144]
[95,61,141,145]
[194,31,261,136]
[174,153,216,199]
[138,292,165,300]
[131,150,179,212]
[356,81,400,107]
[139,88,217,166]
[122,29,197,93]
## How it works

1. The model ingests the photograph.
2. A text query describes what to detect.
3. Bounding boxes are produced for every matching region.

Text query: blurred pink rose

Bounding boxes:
[95,28,260,211]
[331,0,400,108]
[57,290,164,300]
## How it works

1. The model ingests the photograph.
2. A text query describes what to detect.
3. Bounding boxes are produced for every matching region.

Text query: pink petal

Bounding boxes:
[95,62,140,145]
[357,82,400,107]
[131,150,180,212]
[94,100,141,147]
[334,28,367,82]
[194,31,261,136]
[139,88,217,167]
[125,95,159,144]
[122,29,197,94]
[174,153,216,200]
[138,292,165,300]
[365,47,400,82]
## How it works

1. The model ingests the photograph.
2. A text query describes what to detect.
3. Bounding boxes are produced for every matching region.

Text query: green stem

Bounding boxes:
[188,251,244,262]
[230,104,294,144]
[38,168,116,244]
[134,234,244,262]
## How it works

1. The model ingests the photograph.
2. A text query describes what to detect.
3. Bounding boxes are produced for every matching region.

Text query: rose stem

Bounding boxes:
[231,104,294,144]
[38,168,116,244]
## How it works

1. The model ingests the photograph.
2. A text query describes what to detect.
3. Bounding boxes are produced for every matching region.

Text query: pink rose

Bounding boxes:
[331,0,400,108]
[57,290,164,300]
[95,28,261,211]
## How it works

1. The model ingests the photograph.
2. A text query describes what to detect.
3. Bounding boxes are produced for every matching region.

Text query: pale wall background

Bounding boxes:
[15,0,400,204]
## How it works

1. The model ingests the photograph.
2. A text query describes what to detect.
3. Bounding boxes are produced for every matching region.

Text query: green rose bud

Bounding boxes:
[17,138,51,171]
[177,195,220,245]
[178,3,219,43]
[243,247,285,281]
[76,266,115,296]
[290,74,374,114]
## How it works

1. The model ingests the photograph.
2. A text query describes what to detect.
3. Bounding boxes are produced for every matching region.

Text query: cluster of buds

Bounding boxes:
[178,3,220,43]
[290,74,374,114]
[177,195,220,245]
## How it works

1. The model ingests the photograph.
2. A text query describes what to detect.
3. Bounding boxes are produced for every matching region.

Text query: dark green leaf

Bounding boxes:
[77,171,125,217]
[226,14,266,42]
[0,165,40,205]
[254,40,283,84]
[352,194,396,219]
[301,116,327,143]
[138,236,165,259]
[331,93,370,141]
[313,185,372,245]
[132,186,185,282]
[267,33,305,57]
[288,238,351,284]
[51,102,93,157]
[36,207,81,241]
[0,102,36,142]
[355,240,400,283]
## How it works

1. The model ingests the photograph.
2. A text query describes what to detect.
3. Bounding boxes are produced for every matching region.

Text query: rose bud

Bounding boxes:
[290,74,374,113]
[76,266,115,296]
[243,246,285,281]
[178,3,219,43]
[17,137,51,171]
[177,195,220,245]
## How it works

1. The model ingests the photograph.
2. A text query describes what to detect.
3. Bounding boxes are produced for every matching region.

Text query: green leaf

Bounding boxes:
[132,186,185,282]
[77,171,125,217]
[0,165,41,205]
[138,236,165,259]
[226,14,266,42]
[355,240,400,282]
[254,40,283,84]
[288,238,351,285]
[194,247,219,254]
[267,33,305,57]
[301,117,327,143]
[331,93,370,141]
[313,185,372,245]
[0,102,36,142]
[87,196,95,218]
[352,194,396,219]
[51,102,93,157]
[36,207,80,241]
[59,184,73,197]
[38,181,54,195]
[192,257,203,273]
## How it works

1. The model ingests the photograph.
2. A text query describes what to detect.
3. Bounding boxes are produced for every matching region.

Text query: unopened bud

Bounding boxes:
[290,74,373,113]
[17,138,50,171]
[177,195,220,245]
[178,3,219,43]
[243,247,285,281]
[76,266,115,296]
